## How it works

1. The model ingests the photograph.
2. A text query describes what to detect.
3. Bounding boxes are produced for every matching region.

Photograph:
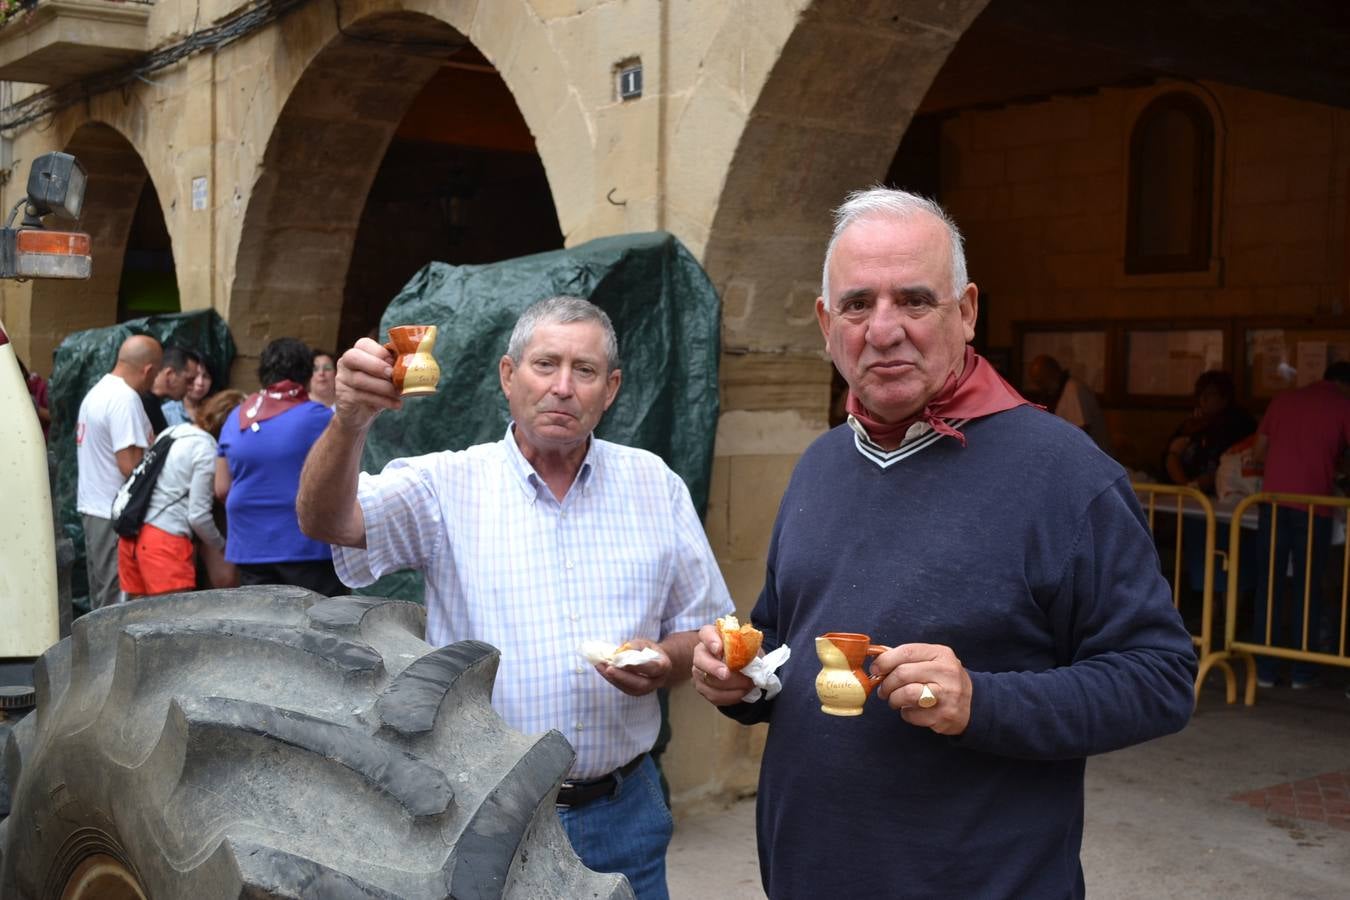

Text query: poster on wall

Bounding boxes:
[1246,328,1350,398]
[1021,331,1107,393]
[1125,329,1224,396]
[1295,340,1328,387]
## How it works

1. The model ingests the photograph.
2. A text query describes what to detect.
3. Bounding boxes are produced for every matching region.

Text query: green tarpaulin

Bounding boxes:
[361,232,722,602]
[47,310,236,603]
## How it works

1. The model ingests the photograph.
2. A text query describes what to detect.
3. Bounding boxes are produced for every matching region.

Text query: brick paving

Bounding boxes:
[1231,770,1350,831]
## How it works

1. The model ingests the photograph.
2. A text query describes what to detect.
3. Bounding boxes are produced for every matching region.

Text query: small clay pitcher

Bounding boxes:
[385,325,440,397]
[814,632,892,717]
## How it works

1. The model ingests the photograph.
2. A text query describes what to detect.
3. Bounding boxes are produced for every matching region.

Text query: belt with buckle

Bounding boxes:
[556,754,646,809]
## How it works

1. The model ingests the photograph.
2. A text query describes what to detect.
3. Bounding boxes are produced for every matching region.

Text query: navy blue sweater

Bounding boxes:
[723,406,1196,900]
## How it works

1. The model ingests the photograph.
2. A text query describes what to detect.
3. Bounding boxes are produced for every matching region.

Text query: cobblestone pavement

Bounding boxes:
[668,677,1350,899]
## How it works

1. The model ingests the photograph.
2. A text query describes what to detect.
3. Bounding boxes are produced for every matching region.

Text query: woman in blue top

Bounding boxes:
[215,338,343,595]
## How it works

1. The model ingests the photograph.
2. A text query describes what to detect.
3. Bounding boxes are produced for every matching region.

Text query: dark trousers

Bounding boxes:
[1251,505,1332,683]
[237,560,346,597]
[82,513,122,609]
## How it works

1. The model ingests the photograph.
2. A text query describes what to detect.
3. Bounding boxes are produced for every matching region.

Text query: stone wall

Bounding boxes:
[940,80,1350,470]
[944,80,1349,343]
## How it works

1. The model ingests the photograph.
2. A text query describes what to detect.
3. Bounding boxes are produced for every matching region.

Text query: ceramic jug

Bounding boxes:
[386,325,440,396]
[814,632,891,716]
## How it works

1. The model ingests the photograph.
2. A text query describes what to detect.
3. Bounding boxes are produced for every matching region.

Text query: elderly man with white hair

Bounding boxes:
[692,188,1195,900]
[298,296,731,899]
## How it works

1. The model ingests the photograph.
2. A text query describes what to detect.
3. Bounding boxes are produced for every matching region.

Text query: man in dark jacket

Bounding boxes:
[140,344,201,434]
[691,188,1196,900]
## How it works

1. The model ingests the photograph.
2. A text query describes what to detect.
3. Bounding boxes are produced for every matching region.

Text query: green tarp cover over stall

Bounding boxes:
[361,232,722,601]
[47,310,236,605]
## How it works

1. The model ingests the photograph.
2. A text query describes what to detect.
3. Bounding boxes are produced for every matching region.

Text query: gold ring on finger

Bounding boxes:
[918,684,938,709]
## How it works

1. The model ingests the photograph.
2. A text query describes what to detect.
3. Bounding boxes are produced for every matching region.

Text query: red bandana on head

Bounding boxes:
[239,380,310,430]
[845,346,1034,447]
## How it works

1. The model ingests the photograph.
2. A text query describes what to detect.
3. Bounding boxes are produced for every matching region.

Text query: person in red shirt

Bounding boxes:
[1251,361,1350,689]
[17,356,50,440]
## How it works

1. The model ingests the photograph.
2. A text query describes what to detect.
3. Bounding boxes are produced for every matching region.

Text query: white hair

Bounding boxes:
[506,296,620,372]
[820,187,969,306]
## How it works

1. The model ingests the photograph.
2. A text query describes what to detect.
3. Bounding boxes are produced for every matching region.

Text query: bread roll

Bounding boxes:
[716,615,763,671]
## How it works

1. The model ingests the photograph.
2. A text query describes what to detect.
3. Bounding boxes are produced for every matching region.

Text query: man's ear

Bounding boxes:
[959,283,978,344]
[815,297,831,352]
[603,368,622,411]
[498,355,515,400]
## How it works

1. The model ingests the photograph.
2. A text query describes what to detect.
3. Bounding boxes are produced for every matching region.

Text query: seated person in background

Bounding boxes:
[1027,355,1113,455]
[1164,370,1255,494]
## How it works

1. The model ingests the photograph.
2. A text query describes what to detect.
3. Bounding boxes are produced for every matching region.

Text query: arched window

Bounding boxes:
[1125,92,1215,274]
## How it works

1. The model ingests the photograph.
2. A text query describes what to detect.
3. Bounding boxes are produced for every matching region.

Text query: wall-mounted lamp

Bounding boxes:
[24,152,86,224]
[2,152,92,280]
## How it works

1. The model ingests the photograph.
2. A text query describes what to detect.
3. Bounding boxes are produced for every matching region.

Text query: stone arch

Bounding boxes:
[229,11,469,362]
[26,122,160,371]
[227,1,586,367]
[700,0,990,356]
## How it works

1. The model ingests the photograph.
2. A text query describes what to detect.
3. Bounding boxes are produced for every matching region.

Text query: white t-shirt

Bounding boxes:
[1055,375,1114,455]
[76,373,153,518]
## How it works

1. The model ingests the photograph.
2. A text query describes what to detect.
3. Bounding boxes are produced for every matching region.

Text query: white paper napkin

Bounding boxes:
[738,645,791,702]
[578,640,664,668]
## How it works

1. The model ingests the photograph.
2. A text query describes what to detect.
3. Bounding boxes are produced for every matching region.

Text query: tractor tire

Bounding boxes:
[0,586,633,900]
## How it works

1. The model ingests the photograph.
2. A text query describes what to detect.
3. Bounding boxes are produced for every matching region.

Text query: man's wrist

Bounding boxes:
[330,411,376,438]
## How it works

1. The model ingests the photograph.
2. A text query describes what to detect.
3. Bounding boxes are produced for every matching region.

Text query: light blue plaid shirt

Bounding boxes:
[333,426,732,778]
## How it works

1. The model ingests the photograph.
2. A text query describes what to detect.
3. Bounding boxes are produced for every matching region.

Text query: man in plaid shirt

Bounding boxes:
[298,296,732,899]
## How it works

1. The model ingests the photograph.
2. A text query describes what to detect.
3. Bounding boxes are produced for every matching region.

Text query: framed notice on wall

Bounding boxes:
[1245,325,1350,399]
[1124,327,1225,398]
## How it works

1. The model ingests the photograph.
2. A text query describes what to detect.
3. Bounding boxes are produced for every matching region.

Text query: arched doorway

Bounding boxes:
[338,42,562,352]
[117,178,178,321]
[230,11,561,375]
[27,123,165,371]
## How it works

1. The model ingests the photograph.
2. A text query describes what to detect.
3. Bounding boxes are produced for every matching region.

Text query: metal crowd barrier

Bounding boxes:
[1132,484,1238,703]
[1222,492,1350,706]
[1131,485,1350,706]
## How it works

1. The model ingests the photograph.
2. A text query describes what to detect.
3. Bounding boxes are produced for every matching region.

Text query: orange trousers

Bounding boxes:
[118,523,196,596]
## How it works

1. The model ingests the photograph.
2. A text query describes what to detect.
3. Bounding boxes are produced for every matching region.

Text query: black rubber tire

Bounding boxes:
[0,586,632,899]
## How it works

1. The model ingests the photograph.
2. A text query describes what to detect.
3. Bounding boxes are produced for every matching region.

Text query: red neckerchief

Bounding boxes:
[240,380,309,430]
[845,346,1034,447]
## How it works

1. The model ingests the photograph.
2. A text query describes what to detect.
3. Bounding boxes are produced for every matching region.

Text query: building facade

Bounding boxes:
[3,0,1347,812]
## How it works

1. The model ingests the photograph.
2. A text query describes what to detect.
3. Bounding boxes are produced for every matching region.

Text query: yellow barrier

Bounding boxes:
[1132,484,1238,703]
[1222,492,1350,706]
